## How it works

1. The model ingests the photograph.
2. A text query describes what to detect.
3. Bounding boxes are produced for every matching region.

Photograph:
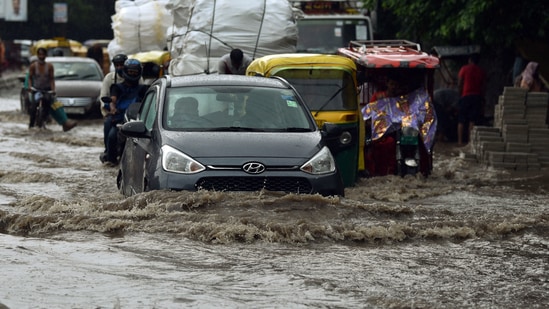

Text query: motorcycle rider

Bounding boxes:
[100,54,129,117]
[101,59,148,166]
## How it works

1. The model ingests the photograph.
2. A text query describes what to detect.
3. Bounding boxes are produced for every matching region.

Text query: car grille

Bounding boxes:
[196,177,313,194]
[57,97,93,106]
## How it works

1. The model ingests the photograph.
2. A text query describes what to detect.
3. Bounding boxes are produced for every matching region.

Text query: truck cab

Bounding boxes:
[291,0,374,54]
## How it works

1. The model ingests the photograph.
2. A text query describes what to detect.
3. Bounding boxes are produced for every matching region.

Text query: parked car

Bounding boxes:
[49,56,104,115]
[117,74,345,197]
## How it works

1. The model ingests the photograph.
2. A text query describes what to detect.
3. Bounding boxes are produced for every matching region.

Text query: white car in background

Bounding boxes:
[49,56,104,116]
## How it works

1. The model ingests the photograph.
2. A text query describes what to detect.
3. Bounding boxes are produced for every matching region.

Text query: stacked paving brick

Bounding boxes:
[469,87,549,171]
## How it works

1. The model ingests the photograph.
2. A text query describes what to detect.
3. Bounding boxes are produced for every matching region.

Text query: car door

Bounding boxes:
[124,87,158,194]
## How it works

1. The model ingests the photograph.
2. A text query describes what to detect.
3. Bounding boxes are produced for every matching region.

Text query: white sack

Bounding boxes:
[108,0,173,61]
[168,0,298,76]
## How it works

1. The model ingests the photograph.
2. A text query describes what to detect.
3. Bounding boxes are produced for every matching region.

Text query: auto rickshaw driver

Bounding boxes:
[362,70,437,177]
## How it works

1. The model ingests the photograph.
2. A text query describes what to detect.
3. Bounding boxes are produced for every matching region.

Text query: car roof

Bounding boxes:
[167,74,291,89]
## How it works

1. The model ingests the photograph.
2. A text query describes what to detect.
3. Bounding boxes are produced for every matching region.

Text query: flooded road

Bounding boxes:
[0,84,548,308]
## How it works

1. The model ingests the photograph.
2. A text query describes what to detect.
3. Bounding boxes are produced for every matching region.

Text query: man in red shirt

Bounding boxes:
[457,53,485,146]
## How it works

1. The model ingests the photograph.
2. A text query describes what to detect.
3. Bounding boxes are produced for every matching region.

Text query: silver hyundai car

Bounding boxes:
[117,74,345,197]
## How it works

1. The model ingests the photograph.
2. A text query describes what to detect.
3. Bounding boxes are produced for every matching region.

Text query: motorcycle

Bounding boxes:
[100,96,141,164]
[365,124,432,178]
[29,87,54,129]
[396,126,421,176]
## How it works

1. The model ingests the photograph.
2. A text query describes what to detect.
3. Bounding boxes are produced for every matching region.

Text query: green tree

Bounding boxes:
[363,0,549,50]
[362,0,549,120]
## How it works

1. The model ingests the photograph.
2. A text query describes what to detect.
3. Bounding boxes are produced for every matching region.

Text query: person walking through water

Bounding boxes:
[217,48,252,75]
[28,47,77,131]
[457,53,485,146]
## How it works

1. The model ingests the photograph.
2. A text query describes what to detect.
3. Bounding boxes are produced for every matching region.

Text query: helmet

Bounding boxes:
[112,54,128,66]
[122,58,142,83]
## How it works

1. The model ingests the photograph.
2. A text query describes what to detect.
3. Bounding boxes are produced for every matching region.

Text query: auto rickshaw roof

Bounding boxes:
[129,50,171,65]
[31,38,82,55]
[246,53,357,77]
[338,40,440,69]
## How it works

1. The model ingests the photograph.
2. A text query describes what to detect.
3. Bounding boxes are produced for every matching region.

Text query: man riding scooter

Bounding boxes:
[101,58,148,166]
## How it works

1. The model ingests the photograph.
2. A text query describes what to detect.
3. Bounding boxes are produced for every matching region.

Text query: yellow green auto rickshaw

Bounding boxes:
[30,37,83,57]
[128,50,171,85]
[246,53,364,187]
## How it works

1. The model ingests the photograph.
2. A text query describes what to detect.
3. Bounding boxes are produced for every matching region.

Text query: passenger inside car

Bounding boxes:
[201,93,246,126]
[170,96,202,128]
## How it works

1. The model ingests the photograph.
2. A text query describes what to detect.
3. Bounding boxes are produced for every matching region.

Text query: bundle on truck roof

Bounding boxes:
[167,0,298,76]
[108,0,172,61]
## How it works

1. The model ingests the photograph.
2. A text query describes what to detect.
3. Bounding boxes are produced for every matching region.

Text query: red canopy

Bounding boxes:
[338,40,440,69]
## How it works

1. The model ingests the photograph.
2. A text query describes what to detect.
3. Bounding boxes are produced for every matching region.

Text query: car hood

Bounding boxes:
[55,80,102,97]
[162,131,323,162]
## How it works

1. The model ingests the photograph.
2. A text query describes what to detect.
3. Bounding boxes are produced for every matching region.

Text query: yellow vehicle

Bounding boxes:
[30,37,83,57]
[247,53,364,187]
[128,50,171,85]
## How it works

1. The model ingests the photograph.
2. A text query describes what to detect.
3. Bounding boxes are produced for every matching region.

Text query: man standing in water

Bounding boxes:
[457,53,485,146]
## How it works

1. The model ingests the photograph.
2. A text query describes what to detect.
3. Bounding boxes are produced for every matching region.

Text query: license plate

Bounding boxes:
[63,106,86,114]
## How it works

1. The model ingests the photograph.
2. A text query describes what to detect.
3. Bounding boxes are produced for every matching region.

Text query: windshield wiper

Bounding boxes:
[314,83,348,117]
[80,74,99,80]
[204,127,265,132]
[283,127,312,132]
[55,74,79,80]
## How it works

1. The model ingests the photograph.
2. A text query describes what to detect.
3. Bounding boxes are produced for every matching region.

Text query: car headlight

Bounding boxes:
[161,145,205,174]
[300,146,336,175]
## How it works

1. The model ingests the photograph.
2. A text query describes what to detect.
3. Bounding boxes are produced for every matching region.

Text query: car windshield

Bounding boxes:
[164,86,315,132]
[296,18,371,54]
[51,61,103,81]
[275,69,357,111]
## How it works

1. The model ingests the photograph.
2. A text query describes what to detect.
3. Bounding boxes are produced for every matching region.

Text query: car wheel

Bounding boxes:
[116,170,128,197]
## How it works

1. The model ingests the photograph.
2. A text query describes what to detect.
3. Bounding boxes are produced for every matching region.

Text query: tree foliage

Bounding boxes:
[363,0,549,51]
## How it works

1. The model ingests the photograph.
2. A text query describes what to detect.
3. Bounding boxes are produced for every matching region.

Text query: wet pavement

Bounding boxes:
[0,71,548,308]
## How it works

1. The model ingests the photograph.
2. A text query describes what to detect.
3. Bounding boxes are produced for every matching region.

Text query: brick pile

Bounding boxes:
[468,87,549,171]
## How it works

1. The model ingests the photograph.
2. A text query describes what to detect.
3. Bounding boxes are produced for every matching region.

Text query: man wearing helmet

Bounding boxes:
[101,58,148,165]
[100,54,141,117]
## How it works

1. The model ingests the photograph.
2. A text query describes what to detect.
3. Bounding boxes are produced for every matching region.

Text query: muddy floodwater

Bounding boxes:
[0,84,548,308]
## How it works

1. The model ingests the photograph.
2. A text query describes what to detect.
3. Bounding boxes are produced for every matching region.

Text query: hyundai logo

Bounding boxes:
[242,162,265,174]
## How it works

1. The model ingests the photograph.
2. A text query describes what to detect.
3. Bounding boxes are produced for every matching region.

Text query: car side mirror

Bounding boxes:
[321,122,342,137]
[120,120,150,138]
[125,102,142,121]
[321,122,353,150]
